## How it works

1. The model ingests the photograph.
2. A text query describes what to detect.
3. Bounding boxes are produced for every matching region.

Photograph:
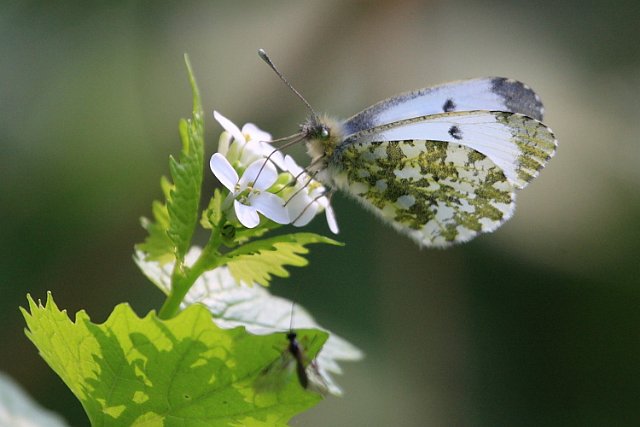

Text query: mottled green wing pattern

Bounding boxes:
[330,139,516,246]
[341,111,557,190]
[493,111,557,188]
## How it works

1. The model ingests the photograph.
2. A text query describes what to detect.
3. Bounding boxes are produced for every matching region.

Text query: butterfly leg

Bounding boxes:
[288,188,335,228]
[249,133,306,187]
[283,171,319,207]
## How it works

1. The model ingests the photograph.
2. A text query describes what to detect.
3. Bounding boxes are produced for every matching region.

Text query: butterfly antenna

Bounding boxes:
[289,187,331,225]
[258,49,318,120]
[250,133,306,188]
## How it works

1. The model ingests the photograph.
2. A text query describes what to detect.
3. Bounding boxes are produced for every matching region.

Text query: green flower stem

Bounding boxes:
[158,219,227,319]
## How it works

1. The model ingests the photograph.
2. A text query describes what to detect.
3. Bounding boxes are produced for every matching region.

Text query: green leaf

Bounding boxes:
[200,188,225,230]
[135,249,364,396]
[166,56,205,261]
[136,177,175,264]
[22,293,327,427]
[232,221,279,245]
[136,56,204,264]
[137,206,174,265]
[223,233,343,286]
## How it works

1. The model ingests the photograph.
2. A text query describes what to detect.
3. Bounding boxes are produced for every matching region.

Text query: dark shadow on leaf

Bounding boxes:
[77,308,321,426]
[81,317,250,425]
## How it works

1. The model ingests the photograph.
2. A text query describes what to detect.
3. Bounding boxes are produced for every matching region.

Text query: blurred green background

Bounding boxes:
[2,1,640,425]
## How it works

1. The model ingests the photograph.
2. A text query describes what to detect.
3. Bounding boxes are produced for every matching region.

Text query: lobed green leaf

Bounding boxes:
[137,56,204,265]
[222,233,343,286]
[166,56,205,261]
[22,293,327,427]
[136,198,175,264]
[135,249,363,396]
[200,189,225,230]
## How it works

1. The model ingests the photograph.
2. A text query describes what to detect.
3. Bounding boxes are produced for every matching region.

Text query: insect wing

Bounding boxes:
[289,335,329,394]
[343,77,545,137]
[330,111,556,246]
[302,360,330,395]
[334,138,516,246]
[254,350,296,393]
[341,111,556,189]
[255,333,329,395]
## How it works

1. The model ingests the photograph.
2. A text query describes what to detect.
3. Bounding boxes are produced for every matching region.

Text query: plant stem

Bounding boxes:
[158,221,226,319]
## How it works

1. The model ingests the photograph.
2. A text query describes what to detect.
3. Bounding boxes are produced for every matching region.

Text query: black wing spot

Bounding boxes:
[443,98,456,113]
[491,77,544,120]
[448,125,463,140]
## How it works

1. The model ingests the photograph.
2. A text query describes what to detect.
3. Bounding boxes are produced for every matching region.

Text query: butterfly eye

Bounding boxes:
[320,127,330,139]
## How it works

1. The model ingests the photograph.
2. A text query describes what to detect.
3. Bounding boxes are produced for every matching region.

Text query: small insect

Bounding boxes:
[257,305,328,395]
[285,330,315,390]
[256,332,328,394]
[258,49,557,247]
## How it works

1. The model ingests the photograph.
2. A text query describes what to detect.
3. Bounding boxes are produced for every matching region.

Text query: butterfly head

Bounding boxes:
[258,49,346,176]
[301,114,344,174]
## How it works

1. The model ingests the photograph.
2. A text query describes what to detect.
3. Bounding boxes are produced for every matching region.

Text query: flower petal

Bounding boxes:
[242,123,272,143]
[210,153,238,191]
[284,154,304,176]
[325,203,339,234]
[214,111,245,144]
[261,144,286,170]
[237,139,285,171]
[239,159,277,191]
[222,192,235,210]
[217,131,231,156]
[251,192,290,224]
[234,200,260,228]
[287,192,317,227]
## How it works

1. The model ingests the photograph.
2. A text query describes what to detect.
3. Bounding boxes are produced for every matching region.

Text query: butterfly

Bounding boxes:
[259,50,557,247]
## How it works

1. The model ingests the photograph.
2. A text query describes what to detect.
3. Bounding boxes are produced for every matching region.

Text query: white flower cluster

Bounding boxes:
[210,111,338,233]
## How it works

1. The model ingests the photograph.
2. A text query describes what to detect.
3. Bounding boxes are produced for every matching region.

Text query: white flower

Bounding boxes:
[214,111,285,169]
[282,155,339,234]
[210,153,289,228]
[212,111,338,233]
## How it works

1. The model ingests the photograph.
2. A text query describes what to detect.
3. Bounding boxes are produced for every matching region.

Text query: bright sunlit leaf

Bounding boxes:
[21,293,327,427]
[222,232,343,286]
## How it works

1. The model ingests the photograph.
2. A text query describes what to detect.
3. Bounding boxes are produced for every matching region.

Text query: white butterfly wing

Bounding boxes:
[342,111,556,189]
[328,138,516,246]
[343,77,544,137]
[326,111,556,246]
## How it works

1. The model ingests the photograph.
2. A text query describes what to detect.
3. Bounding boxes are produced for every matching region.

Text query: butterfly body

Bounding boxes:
[300,77,556,247]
